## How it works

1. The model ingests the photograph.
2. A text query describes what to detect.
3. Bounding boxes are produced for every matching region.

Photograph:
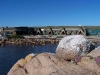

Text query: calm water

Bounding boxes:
[0,44,57,75]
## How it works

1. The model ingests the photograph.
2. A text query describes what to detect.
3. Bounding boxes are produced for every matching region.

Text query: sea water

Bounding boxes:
[0,44,57,75]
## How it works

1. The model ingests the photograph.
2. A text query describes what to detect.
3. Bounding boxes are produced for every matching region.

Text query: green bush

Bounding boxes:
[7,35,25,39]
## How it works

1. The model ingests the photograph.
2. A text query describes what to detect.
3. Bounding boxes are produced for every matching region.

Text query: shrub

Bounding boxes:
[7,35,25,39]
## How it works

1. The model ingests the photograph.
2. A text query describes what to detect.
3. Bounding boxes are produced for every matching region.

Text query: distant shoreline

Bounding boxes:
[0,35,100,47]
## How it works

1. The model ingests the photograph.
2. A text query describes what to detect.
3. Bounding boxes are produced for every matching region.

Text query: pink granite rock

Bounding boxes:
[7,52,99,75]
[78,56,100,73]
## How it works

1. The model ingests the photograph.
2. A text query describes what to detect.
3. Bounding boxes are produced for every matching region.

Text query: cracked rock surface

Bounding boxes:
[7,52,100,75]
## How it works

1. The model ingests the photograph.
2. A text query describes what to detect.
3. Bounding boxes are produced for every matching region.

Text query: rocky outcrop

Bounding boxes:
[78,56,100,74]
[8,52,100,75]
[8,35,100,75]
[56,35,95,60]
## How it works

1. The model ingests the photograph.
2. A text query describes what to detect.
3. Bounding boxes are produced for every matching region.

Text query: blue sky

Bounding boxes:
[0,0,100,27]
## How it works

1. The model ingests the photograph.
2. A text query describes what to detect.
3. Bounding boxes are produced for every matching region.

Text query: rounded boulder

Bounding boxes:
[56,35,95,60]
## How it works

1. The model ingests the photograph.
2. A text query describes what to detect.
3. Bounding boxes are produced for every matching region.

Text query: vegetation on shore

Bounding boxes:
[7,35,25,39]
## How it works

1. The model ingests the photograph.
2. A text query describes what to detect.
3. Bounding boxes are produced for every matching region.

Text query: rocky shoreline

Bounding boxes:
[7,48,100,75]
[7,35,100,75]
[0,37,100,47]
[0,38,60,47]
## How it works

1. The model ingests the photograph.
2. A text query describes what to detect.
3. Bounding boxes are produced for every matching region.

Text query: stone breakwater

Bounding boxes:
[0,38,60,47]
[0,36,100,47]
[0,35,100,47]
[7,35,100,75]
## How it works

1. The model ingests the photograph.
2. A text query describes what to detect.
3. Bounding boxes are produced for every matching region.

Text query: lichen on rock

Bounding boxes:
[25,53,36,62]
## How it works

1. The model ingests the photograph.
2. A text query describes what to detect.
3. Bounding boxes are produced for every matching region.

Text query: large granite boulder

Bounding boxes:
[56,35,95,60]
[7,52,98,75]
